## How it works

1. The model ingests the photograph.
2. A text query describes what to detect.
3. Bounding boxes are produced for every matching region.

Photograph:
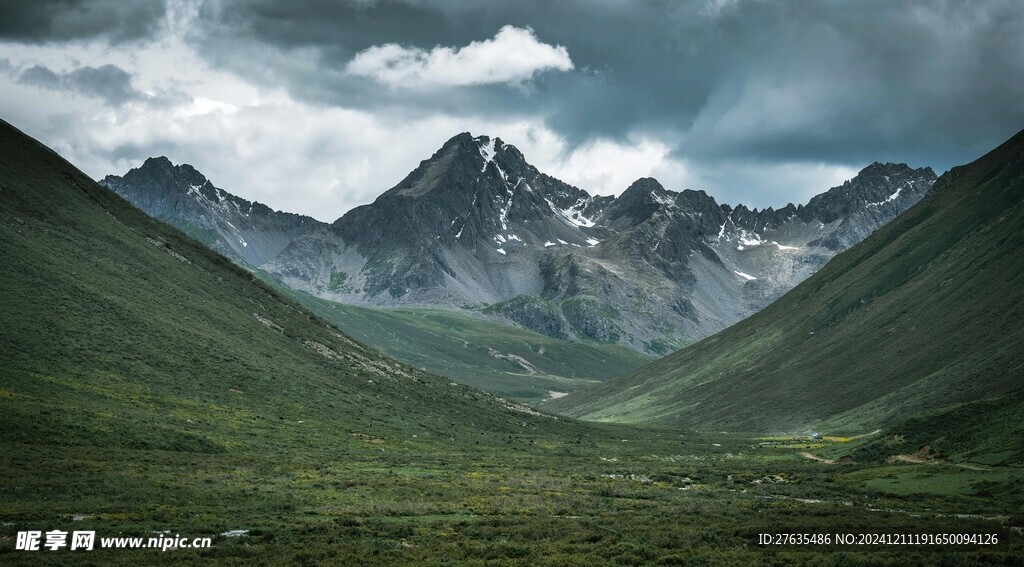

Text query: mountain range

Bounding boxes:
[102,134,935,354]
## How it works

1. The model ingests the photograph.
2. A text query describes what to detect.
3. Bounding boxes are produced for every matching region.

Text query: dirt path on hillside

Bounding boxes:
[800,429,881,464]
[799,430,991,471]
[954,462,991,471]
[889,454,930,465]
[890,454,991,471]
[800,452,835,464]
[850,429,882,440]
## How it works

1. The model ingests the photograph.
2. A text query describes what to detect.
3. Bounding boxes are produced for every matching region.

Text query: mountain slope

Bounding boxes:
[548,128,1024,438]
[106,136,934,355]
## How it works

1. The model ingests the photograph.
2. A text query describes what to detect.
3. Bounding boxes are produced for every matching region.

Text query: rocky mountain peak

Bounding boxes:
[800,162,937,225]
[475,135,534,180]
[599,177,677,228]
[141,155,173,170]
[622,177,667,195]
[858,161,935,178]
[378,132,530,204]
[425,132,526,176]
[336,131,603,260]
[105,156,212,197]
[101,158,323,268]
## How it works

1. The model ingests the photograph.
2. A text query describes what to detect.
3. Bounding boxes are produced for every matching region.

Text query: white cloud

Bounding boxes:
[514,130,857,208]
[677,159,860,209]
[517,132,688,196]
[346,25,574,88]
[700,0,745,17]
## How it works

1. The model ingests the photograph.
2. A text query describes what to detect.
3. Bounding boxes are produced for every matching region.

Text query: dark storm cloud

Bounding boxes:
[2,0,1020,180]
[18,63,143,106]
[672,0,1024,170]
[0,0,165,43]
[189,0,556,119]
[188,0,1024,171]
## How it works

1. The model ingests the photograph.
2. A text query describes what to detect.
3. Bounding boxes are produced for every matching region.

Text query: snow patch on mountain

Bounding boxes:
[653,192,676,208]
[478,137,496,172]
[739,231,764,247]
[866,179,915,207]
[547,196,597,228]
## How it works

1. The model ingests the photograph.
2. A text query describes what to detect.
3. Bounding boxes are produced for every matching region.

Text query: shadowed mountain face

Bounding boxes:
[548,128,1024,437]
[104,133,934,354]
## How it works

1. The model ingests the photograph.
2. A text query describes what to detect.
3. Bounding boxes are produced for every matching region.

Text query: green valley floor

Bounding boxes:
[2,427,1021,565]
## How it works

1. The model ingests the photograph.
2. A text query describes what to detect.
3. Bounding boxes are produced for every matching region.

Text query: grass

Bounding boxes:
[328,271,348,291]
[164,218,221,249]
[841,465,1022,500]
[847,394,1024,467]
[4,430,1023,565]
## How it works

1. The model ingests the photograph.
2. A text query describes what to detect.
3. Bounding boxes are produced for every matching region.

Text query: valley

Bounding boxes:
[3,1,1022,564]
[6,421,1021,565]
[1,119,1021,565]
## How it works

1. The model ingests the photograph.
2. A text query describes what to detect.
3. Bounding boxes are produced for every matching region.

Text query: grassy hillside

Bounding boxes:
[549,128,1024,448]
[3,119,1022,564]
[260,278,652,402]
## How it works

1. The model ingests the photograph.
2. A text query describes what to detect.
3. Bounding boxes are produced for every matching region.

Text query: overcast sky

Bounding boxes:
[1,0,1022,221]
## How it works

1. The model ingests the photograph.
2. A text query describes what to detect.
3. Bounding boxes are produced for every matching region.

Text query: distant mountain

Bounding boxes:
[101,158,324,267]
[548,128,1024,450]
[104,134,934,354]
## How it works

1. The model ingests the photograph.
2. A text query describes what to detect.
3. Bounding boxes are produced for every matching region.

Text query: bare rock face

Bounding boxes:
[104,134,935,354]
